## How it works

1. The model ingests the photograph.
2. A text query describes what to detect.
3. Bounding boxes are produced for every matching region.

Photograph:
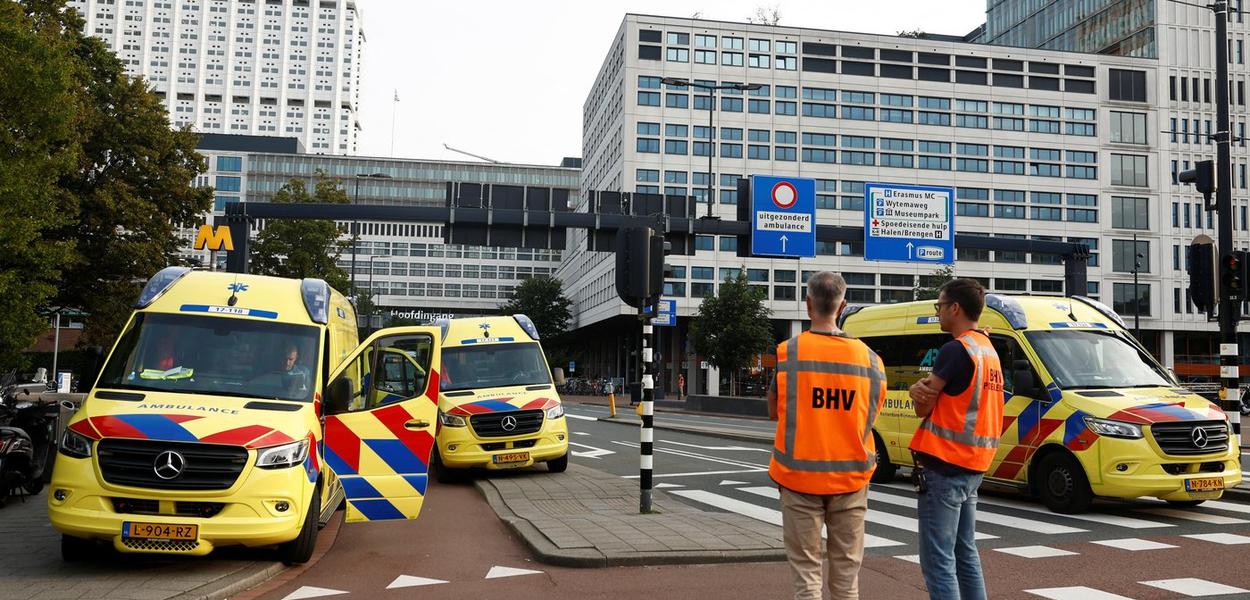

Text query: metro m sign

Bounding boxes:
[194,224,234,251]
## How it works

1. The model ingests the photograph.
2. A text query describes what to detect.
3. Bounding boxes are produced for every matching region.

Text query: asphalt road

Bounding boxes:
[250,405,1250,600]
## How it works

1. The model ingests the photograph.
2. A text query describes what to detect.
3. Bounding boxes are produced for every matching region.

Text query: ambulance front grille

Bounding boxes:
[98,439,248,490]
[1151,421,1229,456]
[120,537,199,553]
[470,410,544,438]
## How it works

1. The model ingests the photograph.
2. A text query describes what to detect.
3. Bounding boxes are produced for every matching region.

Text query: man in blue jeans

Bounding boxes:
[908,279,1005,600]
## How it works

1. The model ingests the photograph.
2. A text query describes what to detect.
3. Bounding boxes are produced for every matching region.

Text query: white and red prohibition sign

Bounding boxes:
[771,181,798,209]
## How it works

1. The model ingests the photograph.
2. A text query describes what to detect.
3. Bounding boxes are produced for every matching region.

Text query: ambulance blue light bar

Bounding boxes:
[513,314,541,340]
[985,294,1028,330]
[434,318,450,342]
[300,278,330,324]
[136,266,191,307]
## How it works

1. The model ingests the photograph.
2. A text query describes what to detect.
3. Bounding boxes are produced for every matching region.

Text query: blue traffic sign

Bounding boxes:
[864,183,955,264]
[751,175,816,258]
[650,299,676,327]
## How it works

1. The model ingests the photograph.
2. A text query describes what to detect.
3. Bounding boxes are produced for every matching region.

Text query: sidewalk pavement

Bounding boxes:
[475,463,786,568]
[0,491,287,600]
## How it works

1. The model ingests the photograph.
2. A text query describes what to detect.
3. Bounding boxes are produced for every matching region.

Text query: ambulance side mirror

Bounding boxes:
[552,368,566,386]
[325,377,354,416]
[1011,359,1043,400]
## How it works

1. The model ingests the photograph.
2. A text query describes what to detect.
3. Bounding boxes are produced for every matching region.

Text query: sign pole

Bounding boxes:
[639,301,655,514]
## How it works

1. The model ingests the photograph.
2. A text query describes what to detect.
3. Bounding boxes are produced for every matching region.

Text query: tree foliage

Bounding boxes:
[689,272,773,380]
[897,29,928,38]
[249,171,352,294]
[747,5,782,25]
[913,264,956,301]
[499,276,573,341]
[2,0,213,363]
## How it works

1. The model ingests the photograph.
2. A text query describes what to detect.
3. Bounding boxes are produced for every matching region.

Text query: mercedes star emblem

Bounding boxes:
[153,450,186,480]
[501,415,518,432]
[1192,427,1210,449]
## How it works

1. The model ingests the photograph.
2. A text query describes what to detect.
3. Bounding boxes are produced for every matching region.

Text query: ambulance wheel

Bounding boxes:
[433,450,463,484]
[278,487,319,565]
[870,432,896,483]
[1037,452,1093,514]
[61,534,93,562]
[547,453,569,473]
[1166,499,1206,507]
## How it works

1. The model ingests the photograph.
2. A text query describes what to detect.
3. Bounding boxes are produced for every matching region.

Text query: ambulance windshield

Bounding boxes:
[441,342,551,392]
[98,312,321,402]
[1025,329,1171,390]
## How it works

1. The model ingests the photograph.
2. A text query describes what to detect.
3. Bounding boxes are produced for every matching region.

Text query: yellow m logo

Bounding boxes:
[194,224,234,251]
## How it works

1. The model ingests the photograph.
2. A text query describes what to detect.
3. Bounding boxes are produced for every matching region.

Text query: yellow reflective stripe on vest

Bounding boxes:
[777,335,882,473]
[917,332,999,449]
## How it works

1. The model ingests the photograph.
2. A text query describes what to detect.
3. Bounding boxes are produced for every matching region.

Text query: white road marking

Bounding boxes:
[894,555,921,564]
[485,566,544,579]
[1136,507,1250,525]
[1183,498,1250,515]
[994,545,1079,558]
[669,489,904,548]
[1139,577,1250,596]
[1090,538,1177,551]
[565,414,597,421]
[387,575,448,589]
[654,483,684,489]
[867,490,1087,535]
[974,496,1171,529]
[568,442,614,459]
[719,480,748,486]
[738,486,996,540]
[1182,532,1250,544]
[624,468,767,479]
[1024,586,1135,600]
[660,440,772,453]
[572,431,590,436]
[282,587,349,600]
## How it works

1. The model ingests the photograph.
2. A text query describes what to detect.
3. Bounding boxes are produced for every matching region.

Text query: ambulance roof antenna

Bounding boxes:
[227,274,240,307]
[1066,298,1077,322]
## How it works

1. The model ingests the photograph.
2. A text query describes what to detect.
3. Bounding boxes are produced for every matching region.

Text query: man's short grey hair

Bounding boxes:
[806,271,846,317]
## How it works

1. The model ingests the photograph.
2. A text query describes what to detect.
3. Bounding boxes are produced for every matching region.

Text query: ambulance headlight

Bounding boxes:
[546,404,564,420]
[60,429,93,459]
[438,411,467,427]
[256,439,309,469]
[1083,416,1143,439]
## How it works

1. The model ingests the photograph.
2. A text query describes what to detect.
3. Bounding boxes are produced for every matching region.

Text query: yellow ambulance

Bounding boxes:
[49,267,444,563]
[431,315,569,482]
[840,294,1241,513]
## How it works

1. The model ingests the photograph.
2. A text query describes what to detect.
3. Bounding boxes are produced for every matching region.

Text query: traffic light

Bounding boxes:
[648,235,672,303]
[1188,241,1216,313]
[1178,160,1216,209]
[1221,251,1246,302]
[615,226,653,308]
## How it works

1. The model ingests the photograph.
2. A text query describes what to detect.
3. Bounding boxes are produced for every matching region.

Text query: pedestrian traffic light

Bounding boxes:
[1178,160,1216,209]
[1188,241,1217,313]
[1221,251,1246,302]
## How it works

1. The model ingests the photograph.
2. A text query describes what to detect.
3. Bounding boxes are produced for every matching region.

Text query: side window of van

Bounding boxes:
[859,334,950,391]
[989,334,1042,397]
[367,335,433,409]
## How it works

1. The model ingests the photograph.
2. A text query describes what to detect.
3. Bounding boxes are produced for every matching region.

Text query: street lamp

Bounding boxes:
[659,78,763,218]
[350,172,393,294]
[366,254,382,331]
[1131,233,1144,339]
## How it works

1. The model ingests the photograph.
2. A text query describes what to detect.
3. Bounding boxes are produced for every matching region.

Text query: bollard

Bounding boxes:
[609,392,616,417]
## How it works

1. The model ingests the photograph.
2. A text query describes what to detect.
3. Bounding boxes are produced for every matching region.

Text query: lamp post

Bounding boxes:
[366,254,382,331]
[350,172,393,296]
[1131,233,1144,339]
[659,78,762,218]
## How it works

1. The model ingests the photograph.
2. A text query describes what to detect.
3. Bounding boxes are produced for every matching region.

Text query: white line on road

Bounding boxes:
[623,469,767,479]
[568,442,614,459]
[1135,507,1250,525]
[669,489,905,548]
[659,440,772,453]
[973,495,1172,529]
[868,490,1087,535]
[565,413,598,421]
[738,486,996,540]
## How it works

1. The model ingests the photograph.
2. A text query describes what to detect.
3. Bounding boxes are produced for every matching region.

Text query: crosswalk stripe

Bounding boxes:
[669,489,905,548]
[1183,532,1250,544]
[1184,498,1250,515]
[738,486,996,540]
[974,495,1171,529]
[1135,507,1250,525]
[1024,586,1135,599]
[867,490,1086,534]
[1140,577,1250,596]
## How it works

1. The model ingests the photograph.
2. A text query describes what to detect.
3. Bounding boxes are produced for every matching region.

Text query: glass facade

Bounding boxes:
[979,0,1157,58]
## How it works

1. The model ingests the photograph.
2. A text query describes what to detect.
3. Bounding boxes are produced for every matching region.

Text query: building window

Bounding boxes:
[1110,111,1148,145]
[215,176,241,191]
[1110,154,1148,187]
[1113,283,1150,317]
[216,155,243,171]
[1112,239,1150,273]
[1112,196,1149,229]
[1108,69,1148,102]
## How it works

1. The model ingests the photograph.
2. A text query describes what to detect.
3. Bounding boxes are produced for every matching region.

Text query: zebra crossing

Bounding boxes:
[665,478,1250,555]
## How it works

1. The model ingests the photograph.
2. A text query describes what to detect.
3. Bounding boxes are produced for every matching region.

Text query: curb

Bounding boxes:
[170,561,288,600]
[474,472,786,568]
[595,415,773,445]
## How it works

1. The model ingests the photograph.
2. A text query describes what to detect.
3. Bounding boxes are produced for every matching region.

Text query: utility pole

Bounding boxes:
[1212,1,1242,442]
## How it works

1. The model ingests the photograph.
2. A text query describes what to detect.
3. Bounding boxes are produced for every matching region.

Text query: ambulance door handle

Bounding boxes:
[405,419,430,429]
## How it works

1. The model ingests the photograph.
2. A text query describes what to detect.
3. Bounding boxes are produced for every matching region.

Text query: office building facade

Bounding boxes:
[67,0,364,154]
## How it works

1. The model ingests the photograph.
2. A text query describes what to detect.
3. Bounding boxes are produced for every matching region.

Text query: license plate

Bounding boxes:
[122,521,198,541]
[492,452,530,464]
[1185,477,1225,492]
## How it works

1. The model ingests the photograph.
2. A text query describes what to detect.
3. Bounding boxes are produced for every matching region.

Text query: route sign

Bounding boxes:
[750,175,815,258]
[864,183,954,264]
[646,299,676,326]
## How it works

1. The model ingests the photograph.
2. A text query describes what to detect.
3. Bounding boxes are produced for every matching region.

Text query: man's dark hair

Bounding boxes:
[940,278,986,321]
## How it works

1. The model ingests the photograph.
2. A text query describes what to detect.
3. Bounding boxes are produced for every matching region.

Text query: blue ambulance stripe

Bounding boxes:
[466,400,517,413]
[1131,402,1201,420]
[1062,410,1089,445]
[323,445,357,475]
[340,476,384,500]
[117,414,198,442]
[363,439,427,474]
[351,498,406,521]
[403,474,428,496]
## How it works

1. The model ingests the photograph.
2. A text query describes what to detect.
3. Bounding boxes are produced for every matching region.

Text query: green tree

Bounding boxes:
[689,271,773,394]
[913,264,956,300]
[249,171,352,294]
[0,1,81,369]
[499,275,573,342]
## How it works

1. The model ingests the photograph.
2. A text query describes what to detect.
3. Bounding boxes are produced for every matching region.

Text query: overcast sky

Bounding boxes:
[356,1,988,166]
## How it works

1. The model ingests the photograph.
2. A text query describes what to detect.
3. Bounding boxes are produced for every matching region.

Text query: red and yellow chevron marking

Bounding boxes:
[446,396,557,416]
[322,401,435,521]
[66,413,296,448]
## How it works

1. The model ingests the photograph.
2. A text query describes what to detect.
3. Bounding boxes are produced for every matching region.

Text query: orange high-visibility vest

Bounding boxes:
[909,330,1005,473]
[769,331,887,495]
